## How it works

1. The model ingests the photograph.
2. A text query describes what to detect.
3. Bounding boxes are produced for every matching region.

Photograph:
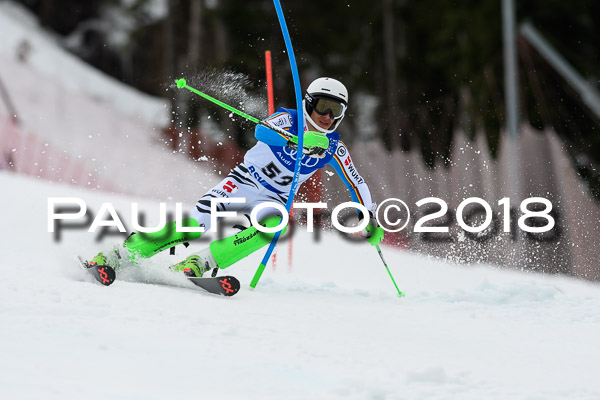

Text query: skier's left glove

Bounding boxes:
[364,216,384,246]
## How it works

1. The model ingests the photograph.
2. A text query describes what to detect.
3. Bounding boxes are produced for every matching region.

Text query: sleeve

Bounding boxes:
[327,141,376,213]
[254,111,294,146]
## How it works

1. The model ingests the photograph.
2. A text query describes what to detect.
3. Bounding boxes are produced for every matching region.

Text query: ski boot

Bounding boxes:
[171,248,218,278]
[89,252,108,266]
[89,244,124,270]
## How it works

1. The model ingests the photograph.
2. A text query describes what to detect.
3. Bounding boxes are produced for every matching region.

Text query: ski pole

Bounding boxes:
[375,244,405,297]
[175,78,294,141]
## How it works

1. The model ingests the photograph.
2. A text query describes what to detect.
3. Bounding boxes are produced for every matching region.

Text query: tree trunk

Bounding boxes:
[382,0,400,149]
[188,0,203,68]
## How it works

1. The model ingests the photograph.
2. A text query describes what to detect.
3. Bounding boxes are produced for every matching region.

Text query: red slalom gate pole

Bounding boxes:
[265,50,279,270]
[265,50,293,271]
[265,51,275,115]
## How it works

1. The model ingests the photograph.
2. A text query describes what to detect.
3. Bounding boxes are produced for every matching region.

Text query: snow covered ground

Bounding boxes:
[2,170,600,400]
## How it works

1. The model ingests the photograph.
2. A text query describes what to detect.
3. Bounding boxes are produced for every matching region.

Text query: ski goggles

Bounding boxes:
[312,96,347,120]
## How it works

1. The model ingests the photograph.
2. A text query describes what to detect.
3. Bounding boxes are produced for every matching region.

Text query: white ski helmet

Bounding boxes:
[303,77,348,133]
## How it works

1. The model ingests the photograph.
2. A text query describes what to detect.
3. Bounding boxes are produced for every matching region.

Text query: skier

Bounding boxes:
[89,77,384,278]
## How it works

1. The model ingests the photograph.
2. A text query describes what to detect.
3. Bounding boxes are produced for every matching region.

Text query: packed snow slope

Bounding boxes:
[2,171,600,400]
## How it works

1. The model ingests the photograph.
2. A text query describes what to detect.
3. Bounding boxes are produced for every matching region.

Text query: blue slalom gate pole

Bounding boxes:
[250,0,303,288]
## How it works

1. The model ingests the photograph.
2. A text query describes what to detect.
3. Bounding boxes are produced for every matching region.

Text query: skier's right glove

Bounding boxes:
[364,217,384,246]
[287,131,330,158]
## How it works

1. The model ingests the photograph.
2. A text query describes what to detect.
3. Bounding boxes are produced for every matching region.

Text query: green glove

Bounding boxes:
[365,220,384,246]
[288,131,329,154]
